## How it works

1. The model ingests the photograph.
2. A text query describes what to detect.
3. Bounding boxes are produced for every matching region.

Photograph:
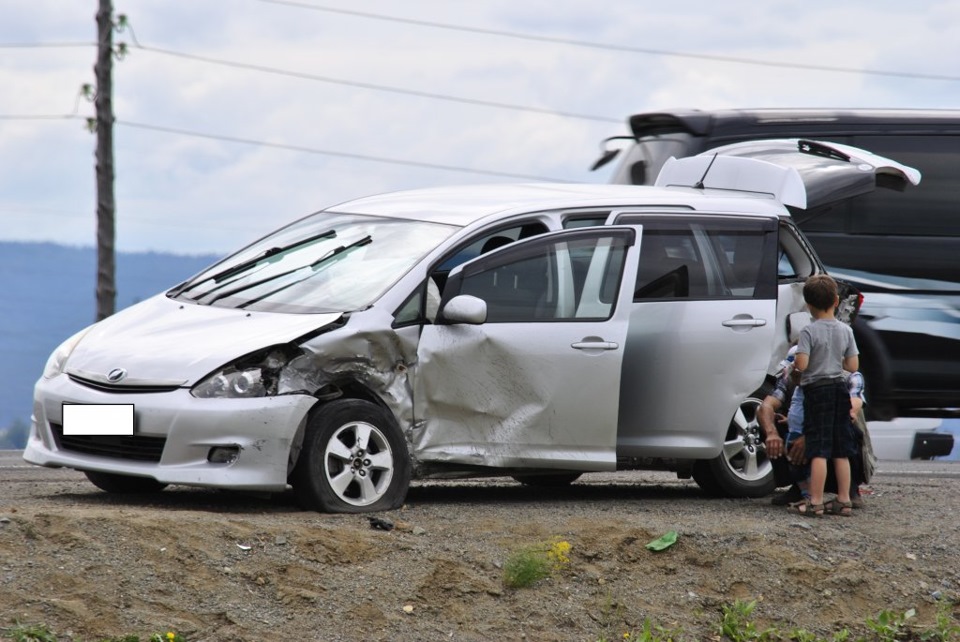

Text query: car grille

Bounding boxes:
[68,374,181,394]
[51,423,166,462]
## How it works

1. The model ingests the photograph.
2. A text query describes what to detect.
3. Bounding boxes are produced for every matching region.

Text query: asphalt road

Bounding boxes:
[3,449,959,484]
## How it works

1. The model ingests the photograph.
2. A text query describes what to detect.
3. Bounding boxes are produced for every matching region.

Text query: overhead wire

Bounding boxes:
[137,45,621,123]
[0,113,571,181]
[256,0,960,83]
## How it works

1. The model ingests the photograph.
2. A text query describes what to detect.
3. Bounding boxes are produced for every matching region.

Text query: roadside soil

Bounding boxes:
[2,467,958,641]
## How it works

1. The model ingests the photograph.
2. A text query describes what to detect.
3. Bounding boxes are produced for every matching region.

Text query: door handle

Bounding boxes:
[571,340,619,350]
[722,318,767,328]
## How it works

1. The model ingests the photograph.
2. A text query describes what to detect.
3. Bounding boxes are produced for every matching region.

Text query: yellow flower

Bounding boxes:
[166,633,176,641]
[547,539,571,565]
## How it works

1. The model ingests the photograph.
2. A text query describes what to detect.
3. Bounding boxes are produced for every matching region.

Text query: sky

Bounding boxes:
[2,0,959,256]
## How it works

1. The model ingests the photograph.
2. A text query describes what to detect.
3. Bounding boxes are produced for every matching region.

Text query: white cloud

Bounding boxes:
[1,0,958,254]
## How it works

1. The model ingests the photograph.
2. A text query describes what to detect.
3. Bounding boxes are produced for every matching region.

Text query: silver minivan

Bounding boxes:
[25,140,919,513]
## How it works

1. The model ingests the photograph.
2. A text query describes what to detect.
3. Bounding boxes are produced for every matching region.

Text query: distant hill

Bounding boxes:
[0,241,221,448]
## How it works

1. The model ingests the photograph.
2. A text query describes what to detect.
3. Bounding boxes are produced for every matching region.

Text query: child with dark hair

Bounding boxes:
[792,274,860,517]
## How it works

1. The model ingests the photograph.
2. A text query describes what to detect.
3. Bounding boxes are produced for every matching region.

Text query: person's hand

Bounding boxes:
[765,433,784,459]
[787,435,807,466]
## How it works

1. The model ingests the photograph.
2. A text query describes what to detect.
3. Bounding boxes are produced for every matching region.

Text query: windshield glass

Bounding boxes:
[171,212,458,313]
[609,134,695,186]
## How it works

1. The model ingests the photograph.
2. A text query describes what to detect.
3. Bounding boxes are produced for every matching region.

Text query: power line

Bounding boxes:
[117,120,570,182]
[0,42,95,48]
[1,113,570,180]
[138,45,621,123]
[258,0,960,83]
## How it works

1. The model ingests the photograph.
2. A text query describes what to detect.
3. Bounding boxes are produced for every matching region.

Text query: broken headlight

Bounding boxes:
[191,348,300,399]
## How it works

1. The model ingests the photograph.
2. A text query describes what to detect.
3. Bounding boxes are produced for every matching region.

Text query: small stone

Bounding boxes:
[275,535,288,546]
[412,526,426,536]
[0,517,11,525]
[403,604,414,614]
[822,589,832,597]
[906,553,917,561]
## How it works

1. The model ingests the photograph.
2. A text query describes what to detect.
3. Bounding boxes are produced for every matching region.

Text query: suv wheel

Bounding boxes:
[692,391,775,498]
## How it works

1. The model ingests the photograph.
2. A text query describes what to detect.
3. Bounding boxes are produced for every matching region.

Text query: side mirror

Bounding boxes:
[440,295,487,325]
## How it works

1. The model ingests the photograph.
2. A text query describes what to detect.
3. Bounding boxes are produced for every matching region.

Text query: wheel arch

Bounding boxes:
[287,377,400,478]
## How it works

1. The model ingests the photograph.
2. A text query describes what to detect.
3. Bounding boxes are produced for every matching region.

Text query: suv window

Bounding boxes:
[457,233,629,322]
[617,216,776,301]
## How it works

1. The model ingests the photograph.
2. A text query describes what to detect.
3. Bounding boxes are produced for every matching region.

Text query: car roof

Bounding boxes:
[326,182,787,227]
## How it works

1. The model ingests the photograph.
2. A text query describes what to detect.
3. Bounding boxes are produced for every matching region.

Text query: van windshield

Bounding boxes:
[609,134,695,186]
[170,212,458,313]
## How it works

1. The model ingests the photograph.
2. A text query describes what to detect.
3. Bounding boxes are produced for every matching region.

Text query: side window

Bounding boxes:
[562,215,608,229]
[431,221,549,293]
[778,224,816,281]
[627,216,776,301]
[455,232,630,322]
[392,278,442,327]
[706,228,767,297]
[634,227,709,300]
[435,222,549,273]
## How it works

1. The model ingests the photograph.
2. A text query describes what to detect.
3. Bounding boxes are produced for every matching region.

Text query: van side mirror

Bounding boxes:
[440,295,487,325]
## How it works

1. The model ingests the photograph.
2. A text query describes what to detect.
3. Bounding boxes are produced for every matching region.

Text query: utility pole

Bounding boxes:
[94,0,116,320]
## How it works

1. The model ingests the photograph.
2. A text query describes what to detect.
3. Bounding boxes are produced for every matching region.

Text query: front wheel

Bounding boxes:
[291,399,411,513]
[692,392,776,498]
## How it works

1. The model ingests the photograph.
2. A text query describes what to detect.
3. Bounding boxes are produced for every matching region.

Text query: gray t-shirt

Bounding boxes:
[796,318,858,386]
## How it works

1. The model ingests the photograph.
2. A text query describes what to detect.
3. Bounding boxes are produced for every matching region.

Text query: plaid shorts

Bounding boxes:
[802,380,857,459]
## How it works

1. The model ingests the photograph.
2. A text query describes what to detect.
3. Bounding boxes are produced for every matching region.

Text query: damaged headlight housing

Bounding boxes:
[191,347,302,399]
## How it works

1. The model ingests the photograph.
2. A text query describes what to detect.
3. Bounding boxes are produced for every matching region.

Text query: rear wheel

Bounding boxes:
[512,472,582,487]
[693,391,776,498]
[292,399,411,513]
[84,470,167,494]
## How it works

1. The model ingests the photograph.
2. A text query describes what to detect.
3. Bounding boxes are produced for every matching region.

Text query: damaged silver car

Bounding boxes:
[25,139,919,513]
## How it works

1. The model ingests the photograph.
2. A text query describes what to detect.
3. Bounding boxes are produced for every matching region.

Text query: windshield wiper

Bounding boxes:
[233,235,374,309]
[172,229,337,298]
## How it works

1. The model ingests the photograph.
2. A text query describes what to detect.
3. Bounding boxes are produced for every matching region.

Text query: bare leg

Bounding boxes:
[834,457,851,504]
[808,457,827,506]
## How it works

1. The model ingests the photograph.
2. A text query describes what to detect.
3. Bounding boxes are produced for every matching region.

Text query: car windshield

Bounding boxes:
[170,212,458,313]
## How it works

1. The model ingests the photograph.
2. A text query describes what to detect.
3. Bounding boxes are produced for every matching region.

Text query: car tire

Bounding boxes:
[692,390,776,498]
[84,470,168,494]
[511,473,582,487]
[291,399,411,514]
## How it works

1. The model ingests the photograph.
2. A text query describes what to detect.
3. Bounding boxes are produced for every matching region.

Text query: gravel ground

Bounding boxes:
[2,468,959,641]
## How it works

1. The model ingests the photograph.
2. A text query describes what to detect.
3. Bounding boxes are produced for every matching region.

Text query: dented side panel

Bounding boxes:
[412,229,641,471]
[413,321,626,469]
[296,308,420,432]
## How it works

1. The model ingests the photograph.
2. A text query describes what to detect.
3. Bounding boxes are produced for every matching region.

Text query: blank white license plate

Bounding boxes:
[62,404,134,436]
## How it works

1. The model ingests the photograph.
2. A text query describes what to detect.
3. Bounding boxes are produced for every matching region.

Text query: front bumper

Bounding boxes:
[24,374,317,491]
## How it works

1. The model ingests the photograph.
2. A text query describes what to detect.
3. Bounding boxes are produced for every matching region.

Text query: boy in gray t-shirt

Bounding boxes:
[792,274,859,517]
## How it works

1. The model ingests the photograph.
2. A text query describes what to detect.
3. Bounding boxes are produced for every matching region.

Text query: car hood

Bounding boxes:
[655,138,921,210]
[65,294,342,386]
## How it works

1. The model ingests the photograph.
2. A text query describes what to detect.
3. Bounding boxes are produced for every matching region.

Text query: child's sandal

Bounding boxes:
[825,499,853,517]
[788,500,824,518]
